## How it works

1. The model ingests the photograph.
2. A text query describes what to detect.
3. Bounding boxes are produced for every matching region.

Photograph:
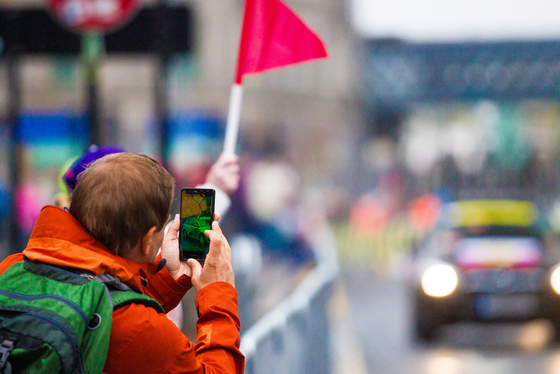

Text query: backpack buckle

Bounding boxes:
[94,273,132,291]
[0,338,15,370]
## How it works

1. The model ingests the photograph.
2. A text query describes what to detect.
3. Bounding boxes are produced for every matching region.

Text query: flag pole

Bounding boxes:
[223,83,244,155]
[224,0,327,155]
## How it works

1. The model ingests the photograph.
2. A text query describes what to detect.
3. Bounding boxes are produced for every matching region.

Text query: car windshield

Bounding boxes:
[457,225,540,238]
[419,225,543,259]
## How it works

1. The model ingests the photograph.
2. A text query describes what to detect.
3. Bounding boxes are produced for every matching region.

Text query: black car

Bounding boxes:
[410,199,560,342]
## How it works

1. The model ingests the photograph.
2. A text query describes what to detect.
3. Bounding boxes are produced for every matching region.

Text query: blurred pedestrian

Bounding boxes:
[241,156,315,266]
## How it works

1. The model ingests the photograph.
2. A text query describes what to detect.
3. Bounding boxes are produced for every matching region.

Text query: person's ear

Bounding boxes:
[141,226,158,256]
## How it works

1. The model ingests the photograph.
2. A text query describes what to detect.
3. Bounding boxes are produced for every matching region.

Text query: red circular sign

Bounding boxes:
[46,0,140,34]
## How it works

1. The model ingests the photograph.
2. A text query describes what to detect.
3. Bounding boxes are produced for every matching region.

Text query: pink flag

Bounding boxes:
[234,0,329,84]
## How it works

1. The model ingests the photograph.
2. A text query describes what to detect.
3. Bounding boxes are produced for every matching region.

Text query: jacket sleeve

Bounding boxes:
[195,282,245,373]
[104,282,244,374]
[144,257,192,313]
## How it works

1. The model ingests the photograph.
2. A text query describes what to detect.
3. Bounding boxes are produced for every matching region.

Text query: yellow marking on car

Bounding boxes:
[450,200,537,227]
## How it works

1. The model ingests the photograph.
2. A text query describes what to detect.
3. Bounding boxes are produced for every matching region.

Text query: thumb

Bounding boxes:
[187,259,202,280]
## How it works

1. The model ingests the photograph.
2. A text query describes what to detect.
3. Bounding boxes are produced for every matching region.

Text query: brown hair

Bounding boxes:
[69,153,175,256]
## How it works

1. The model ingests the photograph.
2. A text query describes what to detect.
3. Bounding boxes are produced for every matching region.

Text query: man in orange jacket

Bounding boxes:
[0,152,245,373]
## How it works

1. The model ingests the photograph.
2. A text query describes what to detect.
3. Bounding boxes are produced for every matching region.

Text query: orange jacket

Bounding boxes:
[0,206,245,374]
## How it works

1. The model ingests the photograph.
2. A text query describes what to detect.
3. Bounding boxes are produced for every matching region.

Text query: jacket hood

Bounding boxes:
[23,205,164,293]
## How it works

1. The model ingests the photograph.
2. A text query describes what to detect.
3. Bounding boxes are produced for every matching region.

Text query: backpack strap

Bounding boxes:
[90,273,165,314]
[109,291,165,314]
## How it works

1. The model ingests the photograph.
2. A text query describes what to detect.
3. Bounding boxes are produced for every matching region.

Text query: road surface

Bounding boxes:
[334,267,560,374]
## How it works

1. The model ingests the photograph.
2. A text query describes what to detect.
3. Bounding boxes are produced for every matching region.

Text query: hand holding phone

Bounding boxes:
[186,217,235,292]
[179,188,215,261]
[159,214,184,280]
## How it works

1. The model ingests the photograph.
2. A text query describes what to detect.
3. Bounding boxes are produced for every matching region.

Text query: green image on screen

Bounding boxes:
[180,193,213,254]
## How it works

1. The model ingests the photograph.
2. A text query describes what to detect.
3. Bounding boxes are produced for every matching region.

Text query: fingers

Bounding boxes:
[208,219,223,235]
[213,212,221,223]
[206,153,240,195]
[222,156,241,190]
[190,219,235,291]
[187,259,202,280]
[161,214,184,280]
[170,214,180,235]
[204,227,224,263]
[163,214,179,238]
[183,263,193,278]
[218,153,239,166]
[204,221,230,262]
[204,220,223,245]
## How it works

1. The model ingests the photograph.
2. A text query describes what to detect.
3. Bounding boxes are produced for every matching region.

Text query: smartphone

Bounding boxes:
[179,188,215,261]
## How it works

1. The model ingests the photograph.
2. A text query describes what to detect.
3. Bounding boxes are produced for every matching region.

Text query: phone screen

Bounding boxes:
[179,188,215,261]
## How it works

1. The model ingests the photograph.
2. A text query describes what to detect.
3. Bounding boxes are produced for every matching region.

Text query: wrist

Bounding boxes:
[166,264,181,280]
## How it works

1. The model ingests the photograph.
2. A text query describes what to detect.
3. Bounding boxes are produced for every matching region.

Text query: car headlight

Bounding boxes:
[421,263,458,297]
[550,265,560,295]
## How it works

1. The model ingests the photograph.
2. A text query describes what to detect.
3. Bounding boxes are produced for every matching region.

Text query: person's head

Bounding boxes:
[69,153,175,260]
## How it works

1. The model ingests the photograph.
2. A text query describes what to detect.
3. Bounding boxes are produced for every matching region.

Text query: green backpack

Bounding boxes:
[0,259,164,374]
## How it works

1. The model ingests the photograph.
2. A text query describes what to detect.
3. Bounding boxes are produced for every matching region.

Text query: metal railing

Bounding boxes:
[239,228,339,374]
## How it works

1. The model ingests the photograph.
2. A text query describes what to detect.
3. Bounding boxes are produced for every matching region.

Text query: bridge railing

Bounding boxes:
[239,228,339,374]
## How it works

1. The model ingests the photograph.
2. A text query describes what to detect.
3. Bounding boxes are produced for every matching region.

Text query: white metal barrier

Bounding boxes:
[240,228,339,374]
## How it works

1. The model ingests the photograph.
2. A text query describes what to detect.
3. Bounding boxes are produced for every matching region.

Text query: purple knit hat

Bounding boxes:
[62,145,126,193]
